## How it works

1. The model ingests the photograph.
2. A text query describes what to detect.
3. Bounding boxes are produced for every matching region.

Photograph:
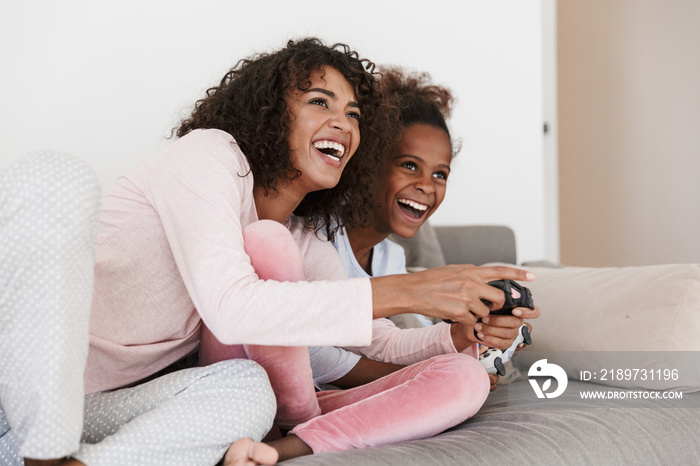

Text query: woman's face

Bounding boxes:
[286,66,361,194]
[376,123,452,239]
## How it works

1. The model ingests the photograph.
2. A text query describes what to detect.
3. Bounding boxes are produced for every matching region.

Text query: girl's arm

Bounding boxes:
[329,358,405,388]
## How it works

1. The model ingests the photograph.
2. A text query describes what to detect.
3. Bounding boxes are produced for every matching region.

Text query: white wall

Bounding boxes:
[0,0,550,263]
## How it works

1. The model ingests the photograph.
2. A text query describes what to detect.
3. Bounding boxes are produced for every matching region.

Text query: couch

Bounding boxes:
[281,224,700,465]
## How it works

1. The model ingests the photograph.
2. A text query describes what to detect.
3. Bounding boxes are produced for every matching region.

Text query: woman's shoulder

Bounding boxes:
[174,128,245,161]
[178,127,234,145]
[143,128,252,178]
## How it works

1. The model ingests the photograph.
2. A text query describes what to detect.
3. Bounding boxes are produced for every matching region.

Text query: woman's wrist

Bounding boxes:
[369,274,416,319]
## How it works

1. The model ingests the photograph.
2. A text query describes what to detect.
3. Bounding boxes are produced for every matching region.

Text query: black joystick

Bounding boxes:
[443,279,535,324]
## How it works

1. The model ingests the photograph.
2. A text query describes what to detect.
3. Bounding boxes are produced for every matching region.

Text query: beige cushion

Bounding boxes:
[504,263,700,391]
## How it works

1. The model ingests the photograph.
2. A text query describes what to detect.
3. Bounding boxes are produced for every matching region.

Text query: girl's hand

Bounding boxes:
[477,305,539,349]
[450,314,523,351]
[450,305,539,352]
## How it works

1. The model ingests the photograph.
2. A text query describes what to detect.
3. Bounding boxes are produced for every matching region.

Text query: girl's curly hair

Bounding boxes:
[176,37,398,240]
[378,66,458,156]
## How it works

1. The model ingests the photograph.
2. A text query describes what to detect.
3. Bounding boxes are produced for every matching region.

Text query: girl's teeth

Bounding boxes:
[399,199,428,211]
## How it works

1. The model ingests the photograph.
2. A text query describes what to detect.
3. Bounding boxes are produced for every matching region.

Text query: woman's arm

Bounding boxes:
[370,264,535,324]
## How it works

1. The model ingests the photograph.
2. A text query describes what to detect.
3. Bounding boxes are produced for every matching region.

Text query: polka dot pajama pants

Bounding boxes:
[0,153,276,465]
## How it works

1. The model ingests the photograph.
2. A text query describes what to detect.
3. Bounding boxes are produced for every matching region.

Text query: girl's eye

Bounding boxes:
[433,171,449,180]
[310,98,328,108]
[400,161,417,171]
[347,111,361,121]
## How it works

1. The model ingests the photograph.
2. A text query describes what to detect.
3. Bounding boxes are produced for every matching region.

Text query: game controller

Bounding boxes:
[485,279,534,315]
[443,279,535,324]
[479,323,532,376]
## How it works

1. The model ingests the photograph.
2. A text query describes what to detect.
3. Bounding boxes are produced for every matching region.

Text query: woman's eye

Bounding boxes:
[347,111,361,121]
[433,171,449,180]
[310,98,328,108]
[400,162,417,171]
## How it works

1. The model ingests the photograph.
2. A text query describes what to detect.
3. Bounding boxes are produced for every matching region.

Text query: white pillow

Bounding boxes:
[505,263,700,391]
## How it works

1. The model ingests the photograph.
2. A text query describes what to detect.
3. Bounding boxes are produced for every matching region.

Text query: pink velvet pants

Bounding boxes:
[199,220,490,454]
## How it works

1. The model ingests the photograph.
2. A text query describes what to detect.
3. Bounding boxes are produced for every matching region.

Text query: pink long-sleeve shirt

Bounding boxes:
[86,128,468,394]
[85,129,375,394]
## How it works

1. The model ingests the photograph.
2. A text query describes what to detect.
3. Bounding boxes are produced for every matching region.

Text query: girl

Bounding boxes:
[199,66,538,464]
[318,67,539,390]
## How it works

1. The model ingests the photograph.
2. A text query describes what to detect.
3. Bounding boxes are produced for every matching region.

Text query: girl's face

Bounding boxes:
[376,123,452,239]
[285,66,361,194]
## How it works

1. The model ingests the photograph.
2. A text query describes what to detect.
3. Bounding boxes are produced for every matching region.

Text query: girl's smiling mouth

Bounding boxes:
[397,198,430,219]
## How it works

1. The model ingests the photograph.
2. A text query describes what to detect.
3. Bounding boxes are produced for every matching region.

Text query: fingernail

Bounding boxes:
[526,272,535,280]
[481,316,490,324]
[475,323,483,331]
[477,333,485,339]
[512,309,522,316]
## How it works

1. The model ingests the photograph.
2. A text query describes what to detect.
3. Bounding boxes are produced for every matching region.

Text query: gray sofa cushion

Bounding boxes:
[279,379,700,465]
[390,223,517,268]
[388,222,447,269]
[434,225,517,266]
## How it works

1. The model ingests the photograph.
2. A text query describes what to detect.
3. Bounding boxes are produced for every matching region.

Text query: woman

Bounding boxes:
[84,37,405,466]
[199,66,538,464]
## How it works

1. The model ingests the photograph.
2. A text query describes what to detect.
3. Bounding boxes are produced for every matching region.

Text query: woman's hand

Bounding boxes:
[370,264,535,324]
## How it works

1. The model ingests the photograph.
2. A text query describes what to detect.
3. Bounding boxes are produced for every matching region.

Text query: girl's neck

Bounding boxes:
[347,226,390,276]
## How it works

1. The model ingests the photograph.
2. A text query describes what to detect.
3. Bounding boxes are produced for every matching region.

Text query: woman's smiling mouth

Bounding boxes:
[313,140,346,162]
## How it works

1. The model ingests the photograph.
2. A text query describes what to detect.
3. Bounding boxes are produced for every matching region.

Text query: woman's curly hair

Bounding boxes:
[378,66,458,156]
[176,37,398,240]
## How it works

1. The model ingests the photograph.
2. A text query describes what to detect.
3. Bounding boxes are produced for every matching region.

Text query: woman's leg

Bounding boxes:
[0,152,100,465]
[198,220,320,430]
[290,353,491,453]
[75,360,276,466]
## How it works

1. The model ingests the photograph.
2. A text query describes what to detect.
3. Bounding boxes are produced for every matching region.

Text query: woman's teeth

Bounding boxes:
[313,140,345,161]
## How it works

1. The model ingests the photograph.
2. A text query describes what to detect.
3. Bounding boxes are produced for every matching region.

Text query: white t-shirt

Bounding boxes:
[332,228,408,279]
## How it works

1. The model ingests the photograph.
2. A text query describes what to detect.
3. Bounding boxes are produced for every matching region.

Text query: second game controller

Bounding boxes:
[479,323,532,376]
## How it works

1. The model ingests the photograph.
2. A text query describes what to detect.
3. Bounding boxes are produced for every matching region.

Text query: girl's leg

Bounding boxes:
[291,353,491,453]
[198,220,320,430]
[0,152,100,465]
[75,360,276,466]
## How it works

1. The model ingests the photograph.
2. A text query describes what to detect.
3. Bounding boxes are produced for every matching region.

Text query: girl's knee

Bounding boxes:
[434,353,491,404]
[243,220,295,249]
[243,220,304,281]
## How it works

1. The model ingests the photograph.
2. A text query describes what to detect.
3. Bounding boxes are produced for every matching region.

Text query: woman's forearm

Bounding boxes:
[370,265,535,323]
